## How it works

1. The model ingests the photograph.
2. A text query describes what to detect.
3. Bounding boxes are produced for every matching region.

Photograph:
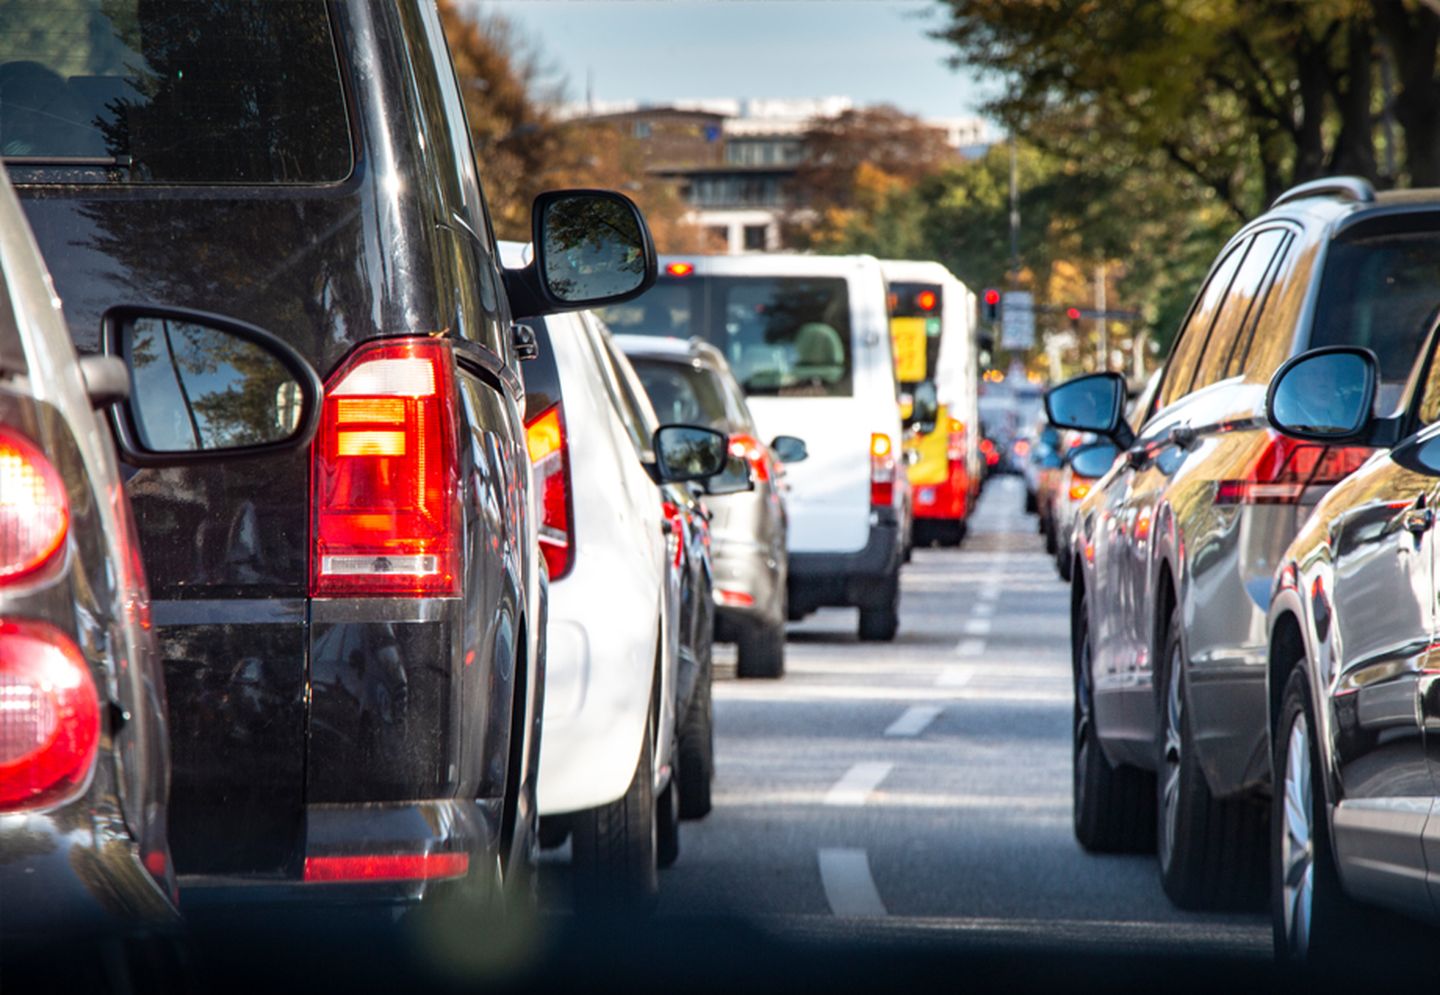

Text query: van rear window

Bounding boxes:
[0,1,350,184]
[600,275,854,398]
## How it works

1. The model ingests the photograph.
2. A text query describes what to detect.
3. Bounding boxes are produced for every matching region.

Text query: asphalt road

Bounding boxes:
[649,474,1269,964]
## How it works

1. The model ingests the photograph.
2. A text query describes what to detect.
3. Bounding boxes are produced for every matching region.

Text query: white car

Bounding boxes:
[601,254,907,641]
[504,243,725,905]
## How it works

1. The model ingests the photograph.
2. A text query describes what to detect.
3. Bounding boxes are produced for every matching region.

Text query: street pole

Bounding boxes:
[1094,261,1108,372]
[1008,137,1020,286]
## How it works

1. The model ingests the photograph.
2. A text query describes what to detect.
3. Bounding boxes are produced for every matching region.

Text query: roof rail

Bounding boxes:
[1271,176,1376,209]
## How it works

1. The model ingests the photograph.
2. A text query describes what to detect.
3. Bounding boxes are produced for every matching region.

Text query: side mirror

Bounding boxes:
[652,424,727,483]
[1067,441,1121,479]
[702,454,756,496]
[1266,346,1377,442]
[771,435,808,463]
[503,189,658,321]
[1045,372,1131,447]
[104,307,322,466]
[907,381,939,433]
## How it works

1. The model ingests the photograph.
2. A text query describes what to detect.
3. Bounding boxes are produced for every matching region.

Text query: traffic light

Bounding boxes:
[982,288,1000,322]
[1066,306,1081,331]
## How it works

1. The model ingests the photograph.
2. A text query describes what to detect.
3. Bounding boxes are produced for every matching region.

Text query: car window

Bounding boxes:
[1226,230,1292,379]
[1311,230,1440,414]
[0,0,350,184]
[579,314,655,455]
[1190,228,1289,388]
[630,358,731,431]
[1157,239,1249,410]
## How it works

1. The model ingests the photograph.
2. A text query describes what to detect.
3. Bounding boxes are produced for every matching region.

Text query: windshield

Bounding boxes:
[599,274,854,398]
[0,0,350,183]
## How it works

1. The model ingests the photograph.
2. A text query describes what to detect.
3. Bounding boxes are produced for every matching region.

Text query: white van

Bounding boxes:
[599,254,906,641]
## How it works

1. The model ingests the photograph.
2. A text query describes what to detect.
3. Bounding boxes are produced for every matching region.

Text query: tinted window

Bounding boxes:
[0,0,349,184]
[600,275,855,398]
[1158,241,1247,409]
[1192,229,1289,390]
[1311,231,1440,412]
[631,359,731,430]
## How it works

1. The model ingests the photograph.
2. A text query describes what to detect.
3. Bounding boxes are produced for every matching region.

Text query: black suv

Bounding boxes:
[3,0,656,913]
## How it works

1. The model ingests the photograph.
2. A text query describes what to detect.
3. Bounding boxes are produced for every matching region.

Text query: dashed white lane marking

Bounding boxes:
[823,761,893,806]
[936,667,973,687]
[884,705,942,738]
[954,638,986,657]
[963,617,993,636]
[974,601,996,618]
[818,848,887,917]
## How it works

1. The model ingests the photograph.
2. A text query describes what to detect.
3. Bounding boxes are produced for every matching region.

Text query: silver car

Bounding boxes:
[1050,176,1440,909]
[617,335,806,679]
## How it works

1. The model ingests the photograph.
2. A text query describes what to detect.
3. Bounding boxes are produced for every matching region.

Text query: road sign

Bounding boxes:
[1001,291,1034,349]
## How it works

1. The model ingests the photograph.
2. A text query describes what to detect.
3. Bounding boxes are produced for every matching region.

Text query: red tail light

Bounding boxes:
[0,620,100,811]
[312,340,461,597]
[945,417,966,463]
[728,433,771,482]
[526,403,574,581]
[1215,433,1371,506]
[303,852,469,883]
[0,429,68,584]
[871,433,895,507]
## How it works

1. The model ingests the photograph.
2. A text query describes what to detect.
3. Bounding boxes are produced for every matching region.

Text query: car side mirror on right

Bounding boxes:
[1066,441,1122,479]
[1045,372,1133,449]
[1266,346,1378,443]
[771,435,808,463]
[651,424,728,483]
[702,454,755,496]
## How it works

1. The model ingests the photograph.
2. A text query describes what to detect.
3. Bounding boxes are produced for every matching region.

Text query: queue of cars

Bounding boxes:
[1046,176,1440,959]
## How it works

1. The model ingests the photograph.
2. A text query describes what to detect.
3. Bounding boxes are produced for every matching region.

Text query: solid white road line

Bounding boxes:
[884,705,942,738]
[963,617,993,636]
[818,848,887,917]
[954,638,986,656]
[936,666,973,687]
[823,761,893,806]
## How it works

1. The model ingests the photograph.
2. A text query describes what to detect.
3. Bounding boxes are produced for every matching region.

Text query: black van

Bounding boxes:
[1,0,655,909]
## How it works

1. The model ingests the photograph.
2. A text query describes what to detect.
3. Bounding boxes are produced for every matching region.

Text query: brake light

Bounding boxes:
[0,430,68,584]
[1215,433,1371,506]
[916,290,937,312]
[666,262,694,277]
[728,433,771,482]
[716,588,754,607]
[1069,482,1092,501]
[303,852,469,883]
[0,620,100,811]
[311,340,461,597]
[526,403,574,581]
[661,499,686,568]
[946,417,966,463]
[871,433,896,507]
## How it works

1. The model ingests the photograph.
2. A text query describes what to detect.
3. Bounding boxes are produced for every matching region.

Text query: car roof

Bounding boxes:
[612,333,728,370]
[658,252,881,279]
[877,259,957,284]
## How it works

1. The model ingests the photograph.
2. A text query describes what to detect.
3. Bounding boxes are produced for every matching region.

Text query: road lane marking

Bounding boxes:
[823,761,892,806]
[954,638,986,656]
[817,848,887,917]
[936,667,972,687]
[963,617,993,636]
[973,601,996,618]
[884,705,942,737]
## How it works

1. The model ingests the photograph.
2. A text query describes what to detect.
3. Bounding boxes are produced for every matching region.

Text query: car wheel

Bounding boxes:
[737,618,785,678]
[677,653,714,819]
[1056,545,1071,582]
[857,573,899,642]
[1156,604,1266,910]
[1072,588,1155,852]
[656,772,680,869]
[570,710,659,909]
[1025,489,1037,514]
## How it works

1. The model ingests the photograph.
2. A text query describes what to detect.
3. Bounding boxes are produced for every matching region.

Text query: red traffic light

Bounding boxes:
[916,290,937,311]
[983,288,1001,306]
[1066,307,1081,321]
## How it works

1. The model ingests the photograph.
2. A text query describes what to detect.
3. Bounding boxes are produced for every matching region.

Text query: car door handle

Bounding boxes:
[1404,507,1434,535]
[1168,425,1197,450]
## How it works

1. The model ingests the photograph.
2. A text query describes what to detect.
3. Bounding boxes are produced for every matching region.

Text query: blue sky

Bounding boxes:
[479,1,996,122]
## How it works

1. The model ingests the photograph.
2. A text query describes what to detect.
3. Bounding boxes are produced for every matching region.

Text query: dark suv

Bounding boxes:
[2,0,655,912]
[1050,176,1440,909]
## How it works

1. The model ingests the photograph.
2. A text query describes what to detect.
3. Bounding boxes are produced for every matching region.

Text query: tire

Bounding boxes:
[676,655,714,820]
[736,618,785,678]
[656,774,680,869]
[1156,604,1267,910]
[1044,523,1057,556]
[1055,544,1072,582]
[857,572,899,642]
[1072,588,1155,852]
[570,711,659,910]
[1025,489,1038,514]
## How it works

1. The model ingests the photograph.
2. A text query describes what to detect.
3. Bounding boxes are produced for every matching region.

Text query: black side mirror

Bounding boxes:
[905,381,939,434]
[1046,372,1132,448]
[702,454,756,496]
[1266,346,1378,442]
[652,424,727,483]
[103,307,322,466]
[504,189,658,321]
[1067,441,1122,479]
[771,435,808,463]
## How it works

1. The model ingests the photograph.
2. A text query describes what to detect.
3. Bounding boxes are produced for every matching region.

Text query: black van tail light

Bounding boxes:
[1215,432,1371,506]
[870,432,896,507]
[311,340,460,597]
[0,428,68,584]
[525,403,574,581]
[0,620,100,812]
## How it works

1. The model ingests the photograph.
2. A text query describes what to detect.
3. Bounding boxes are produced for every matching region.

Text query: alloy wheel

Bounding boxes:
[1158,642,1183,871]
[1280,712,1314,960]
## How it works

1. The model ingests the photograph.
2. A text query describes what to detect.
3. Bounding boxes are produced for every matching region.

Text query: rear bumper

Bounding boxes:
[711,538,784,635]
[788,511,900,611]
[912,466,969,522]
